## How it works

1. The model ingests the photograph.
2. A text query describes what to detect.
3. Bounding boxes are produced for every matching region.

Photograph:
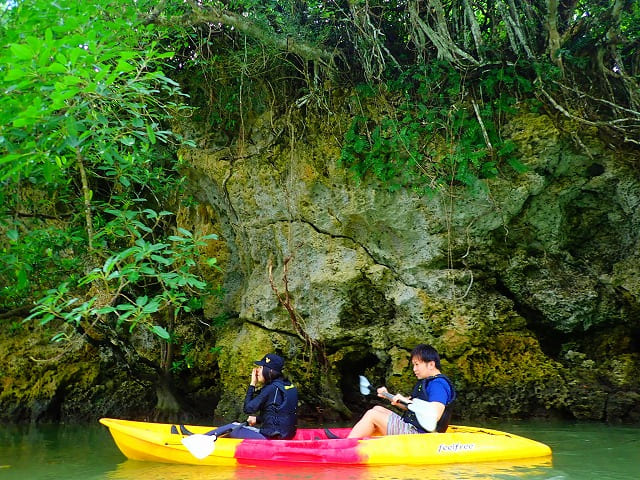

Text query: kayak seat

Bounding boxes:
[324,428,341,439]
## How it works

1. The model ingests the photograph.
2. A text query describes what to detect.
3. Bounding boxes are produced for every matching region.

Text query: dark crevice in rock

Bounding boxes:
[244,318,306,340]
[300,218,398,272]
[221,165,240,224]
[586,163,605,178]
[492,276,569,359]
[336,350,382,417]
[338,274,396,329]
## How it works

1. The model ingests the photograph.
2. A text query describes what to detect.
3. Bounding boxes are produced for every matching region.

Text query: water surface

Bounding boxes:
[0,421,637,479]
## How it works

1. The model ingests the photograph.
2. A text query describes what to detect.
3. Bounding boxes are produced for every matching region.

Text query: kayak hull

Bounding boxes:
[100,418,552,466]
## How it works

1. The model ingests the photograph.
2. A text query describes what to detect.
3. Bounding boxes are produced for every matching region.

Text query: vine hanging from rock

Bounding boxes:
[267,256,327,367]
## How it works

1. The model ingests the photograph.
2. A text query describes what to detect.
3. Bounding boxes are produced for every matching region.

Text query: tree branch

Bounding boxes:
[472,100,494,153]
[463,0,485,62]
[538,86,640,145]
[496,0,534,59]
[408,0,478,66]
[546,0,563,69]
[152,1,334,65]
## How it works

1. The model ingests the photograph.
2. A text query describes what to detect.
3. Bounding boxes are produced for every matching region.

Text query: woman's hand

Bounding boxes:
[250,367,259,386]
[247,415,257,426]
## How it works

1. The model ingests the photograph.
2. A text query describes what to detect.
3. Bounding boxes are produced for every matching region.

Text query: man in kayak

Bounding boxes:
[347,344,456,438]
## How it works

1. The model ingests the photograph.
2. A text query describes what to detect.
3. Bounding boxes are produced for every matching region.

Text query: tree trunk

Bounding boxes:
[153,373,181,422]
[76,149,94,252]
[546,0,564,69]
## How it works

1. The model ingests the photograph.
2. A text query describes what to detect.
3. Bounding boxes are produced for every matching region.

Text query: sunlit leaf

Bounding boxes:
[150,325,170,340]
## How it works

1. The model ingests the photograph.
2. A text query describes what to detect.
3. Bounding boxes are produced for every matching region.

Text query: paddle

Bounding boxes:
[180,421,248,459]
[358,375,439,432]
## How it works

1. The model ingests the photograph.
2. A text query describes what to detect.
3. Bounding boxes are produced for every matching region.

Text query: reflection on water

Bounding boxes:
[107,457,554,480]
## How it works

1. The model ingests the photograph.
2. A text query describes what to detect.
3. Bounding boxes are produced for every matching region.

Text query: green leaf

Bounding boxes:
[102,256,118,274]
[116,59,135,73]
[150,325,171,340]
[151,254,172,265]
[5,68,27,81]
[95,306,117,314]
[10,43,34,60]
[146,123,156,144]
[16,268,29,289]
[142,299,161,314]
[39,314,56,326]
[48,63,67,74]
[51,332,68,342]
[62,75,84,85]
[117,304,136,312]
[187,278,207,289]
[507,157,528,173]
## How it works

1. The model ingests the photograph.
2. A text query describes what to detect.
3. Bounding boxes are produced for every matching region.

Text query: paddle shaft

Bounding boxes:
[359,375,437,431]
[360,376,409,405]
[203,421,249,437]
[379,391,409,406]
[181,421,249,459]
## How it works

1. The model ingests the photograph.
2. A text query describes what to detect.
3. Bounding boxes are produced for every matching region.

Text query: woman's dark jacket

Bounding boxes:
[244,378,298,439]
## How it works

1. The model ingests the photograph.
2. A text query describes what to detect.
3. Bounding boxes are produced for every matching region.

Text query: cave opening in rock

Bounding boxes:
[336,350,385,418]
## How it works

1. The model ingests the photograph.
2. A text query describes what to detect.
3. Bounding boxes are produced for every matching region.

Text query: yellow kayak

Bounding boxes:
[100,418,552,466]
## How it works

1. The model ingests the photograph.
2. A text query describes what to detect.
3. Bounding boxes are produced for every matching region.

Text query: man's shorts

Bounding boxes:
[386,412,421,435]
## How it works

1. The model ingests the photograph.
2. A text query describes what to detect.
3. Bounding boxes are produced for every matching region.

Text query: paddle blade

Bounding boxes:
[359,375,372,395]
[181,434,216,459]
[408,399,438,432]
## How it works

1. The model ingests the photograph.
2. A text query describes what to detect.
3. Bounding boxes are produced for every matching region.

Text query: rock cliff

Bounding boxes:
[2,102,638,425]
[177,103,640,424]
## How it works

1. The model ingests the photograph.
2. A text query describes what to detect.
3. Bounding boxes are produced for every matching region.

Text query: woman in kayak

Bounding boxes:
[243,353,298,439]
[213,353,298,440]
[347,344,456,438]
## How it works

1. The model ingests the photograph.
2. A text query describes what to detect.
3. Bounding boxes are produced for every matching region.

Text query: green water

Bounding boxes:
[0,421,637,479]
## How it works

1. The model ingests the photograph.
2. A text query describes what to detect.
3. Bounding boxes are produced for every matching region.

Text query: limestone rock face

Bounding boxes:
[184,108,640,423]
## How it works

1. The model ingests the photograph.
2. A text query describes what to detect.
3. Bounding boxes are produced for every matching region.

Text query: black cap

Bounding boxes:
[254,353,284,373]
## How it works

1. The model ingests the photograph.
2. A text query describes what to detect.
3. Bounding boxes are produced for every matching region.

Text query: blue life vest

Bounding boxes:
[401,374,456,433]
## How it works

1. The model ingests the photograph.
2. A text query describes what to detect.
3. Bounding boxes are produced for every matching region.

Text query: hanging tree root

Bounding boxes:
[267,257,327,366]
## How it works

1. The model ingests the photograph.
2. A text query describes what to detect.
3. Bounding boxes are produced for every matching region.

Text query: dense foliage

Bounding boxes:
[145,0,639,189]
[1,0,638,416]
[0,0,221,412]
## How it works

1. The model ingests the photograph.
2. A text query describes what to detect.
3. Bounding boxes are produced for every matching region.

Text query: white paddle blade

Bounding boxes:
[181,434,216,459]
[359,375,372,395]
[408,398,439,432]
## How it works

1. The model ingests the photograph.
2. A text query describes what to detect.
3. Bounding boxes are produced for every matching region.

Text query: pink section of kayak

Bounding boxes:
[292,427,352,440]
[234,428,364,464]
